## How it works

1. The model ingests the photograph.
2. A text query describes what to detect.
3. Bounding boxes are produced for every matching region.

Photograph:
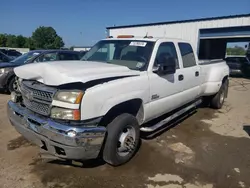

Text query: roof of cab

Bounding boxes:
[103,36,190,43]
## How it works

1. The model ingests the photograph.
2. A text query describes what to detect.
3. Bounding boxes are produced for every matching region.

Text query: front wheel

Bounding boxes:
[8,77,18,93]
[102,113,140,166]
[210,79,228,109]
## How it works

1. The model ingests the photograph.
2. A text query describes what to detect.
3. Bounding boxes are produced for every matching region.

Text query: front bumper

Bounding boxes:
[7,101,106,160]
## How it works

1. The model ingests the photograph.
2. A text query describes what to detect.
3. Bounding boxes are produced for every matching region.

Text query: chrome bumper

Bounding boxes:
[7,101,106,160]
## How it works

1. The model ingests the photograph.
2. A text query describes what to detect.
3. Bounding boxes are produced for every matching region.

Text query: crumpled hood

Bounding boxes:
[14,60,140,86]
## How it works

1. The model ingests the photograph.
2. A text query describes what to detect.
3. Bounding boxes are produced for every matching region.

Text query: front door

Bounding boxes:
[146,42,186,122]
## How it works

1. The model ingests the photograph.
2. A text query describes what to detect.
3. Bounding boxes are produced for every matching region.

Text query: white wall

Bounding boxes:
[109,17,250,53]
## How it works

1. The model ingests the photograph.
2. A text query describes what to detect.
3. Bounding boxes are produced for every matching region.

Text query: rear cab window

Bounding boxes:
[178,43,197,68]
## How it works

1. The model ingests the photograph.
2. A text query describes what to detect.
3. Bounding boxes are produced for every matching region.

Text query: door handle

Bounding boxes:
[178,74,184,81]
[195,71,199,77]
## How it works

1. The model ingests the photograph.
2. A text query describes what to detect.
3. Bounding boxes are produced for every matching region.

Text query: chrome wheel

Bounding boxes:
[117,126,136,157]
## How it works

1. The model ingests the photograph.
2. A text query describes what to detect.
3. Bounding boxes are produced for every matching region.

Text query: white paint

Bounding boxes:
[14,38,229,120]
[168,142,195,165]
[148,174,184,184]
[234,168,240,173]
[238,181,245,188]
[147,174,213,188]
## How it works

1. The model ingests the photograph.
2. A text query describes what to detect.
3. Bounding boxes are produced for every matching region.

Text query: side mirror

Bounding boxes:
[153,55,176,75]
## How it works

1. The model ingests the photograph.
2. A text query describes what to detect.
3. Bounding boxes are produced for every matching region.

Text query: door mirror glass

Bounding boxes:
[154,53,176,75]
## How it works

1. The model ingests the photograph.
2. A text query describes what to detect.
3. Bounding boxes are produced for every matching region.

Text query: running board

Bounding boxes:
[140,99,202,132]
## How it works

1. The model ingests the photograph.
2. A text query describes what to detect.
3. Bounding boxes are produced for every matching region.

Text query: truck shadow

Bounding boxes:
[0,88,9,95]
[47,158,106,168]
[243,125,250,136]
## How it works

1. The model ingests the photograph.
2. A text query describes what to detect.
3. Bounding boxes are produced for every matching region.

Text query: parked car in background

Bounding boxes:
[0,51,12,63]
[0,49,81,93]
[26,50,81,63]
[0,49,22,59]
[224,55,250,77]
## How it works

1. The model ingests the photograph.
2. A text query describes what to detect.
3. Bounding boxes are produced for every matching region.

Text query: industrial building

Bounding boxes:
[106,14,250,59]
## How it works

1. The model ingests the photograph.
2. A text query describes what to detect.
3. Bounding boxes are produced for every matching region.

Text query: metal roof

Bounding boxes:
[107,13,250,29]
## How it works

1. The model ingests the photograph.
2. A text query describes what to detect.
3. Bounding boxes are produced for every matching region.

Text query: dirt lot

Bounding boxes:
[1,78,250,188]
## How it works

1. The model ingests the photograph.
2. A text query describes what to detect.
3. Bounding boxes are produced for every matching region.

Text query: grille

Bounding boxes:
[21,83,53,102]
[20,81,55,116]
[23,97,50,116]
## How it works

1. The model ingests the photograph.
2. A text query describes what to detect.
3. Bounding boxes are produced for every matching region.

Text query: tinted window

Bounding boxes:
[0,53,7,62]
[58,52,80,60]
[7,50,21,56]
[178,43,196,68]
[12,51,41,64]
[154,42,179,69]
[38,52,57,62]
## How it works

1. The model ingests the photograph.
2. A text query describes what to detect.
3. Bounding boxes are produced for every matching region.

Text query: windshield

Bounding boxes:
[12,51,41,64]
[81,40,155,71]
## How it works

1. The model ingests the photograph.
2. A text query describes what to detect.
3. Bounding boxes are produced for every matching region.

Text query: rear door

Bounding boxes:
[177,42,201,102]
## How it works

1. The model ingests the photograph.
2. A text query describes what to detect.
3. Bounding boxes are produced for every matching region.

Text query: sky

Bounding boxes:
[1,0,250,47]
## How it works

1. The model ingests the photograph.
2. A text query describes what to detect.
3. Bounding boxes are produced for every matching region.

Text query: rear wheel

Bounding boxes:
[103,113,140,166]
[210,79,228,109]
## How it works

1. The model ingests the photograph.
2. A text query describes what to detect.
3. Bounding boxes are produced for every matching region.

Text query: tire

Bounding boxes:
[103,113,140,166]
[210,79,228,109]
[8,77,18,93]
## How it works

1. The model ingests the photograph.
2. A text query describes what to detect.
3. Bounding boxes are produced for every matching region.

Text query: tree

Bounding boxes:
[6,35,17,48]
[0,34,7,47]
[226,46,246,56]
[16,35,26,48]
[32,26,64,49]
[24,37,35,49]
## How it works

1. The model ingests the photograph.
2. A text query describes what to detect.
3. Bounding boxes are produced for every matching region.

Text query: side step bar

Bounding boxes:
[140,99,202,132]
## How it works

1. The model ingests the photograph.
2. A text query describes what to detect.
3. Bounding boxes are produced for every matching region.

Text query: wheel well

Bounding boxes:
[222,75,229,97]
[6,75,16,87]
[222,76,228,83]
[99,99,144,127]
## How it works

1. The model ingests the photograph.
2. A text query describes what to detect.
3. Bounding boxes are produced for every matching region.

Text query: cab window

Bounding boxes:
[178,43,196,68]
[154,42,179,69]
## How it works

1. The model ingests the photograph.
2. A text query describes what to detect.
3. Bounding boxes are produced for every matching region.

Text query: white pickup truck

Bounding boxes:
[8,36,229,166]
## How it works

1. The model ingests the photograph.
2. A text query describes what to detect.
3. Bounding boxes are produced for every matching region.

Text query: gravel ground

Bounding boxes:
[0,78,250,188]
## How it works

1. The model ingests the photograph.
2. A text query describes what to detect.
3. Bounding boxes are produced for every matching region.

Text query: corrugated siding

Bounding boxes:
[109,17,250,52]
